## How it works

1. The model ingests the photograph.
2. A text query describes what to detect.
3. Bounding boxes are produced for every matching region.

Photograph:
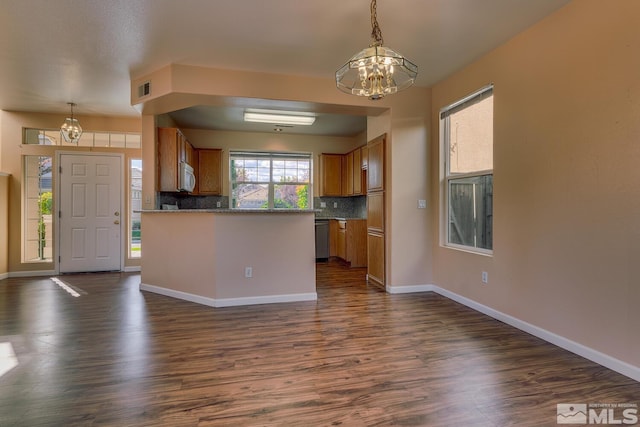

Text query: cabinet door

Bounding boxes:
[347,219,367,267]
[367,232,385,287]
[361,146,368,170]
[198,149,222,195]
[367,135,385,192]
[352,149,362,195]
[320,154,342,196]
[344,151,354,196]
[157,128,179,191]
[329,219,338,257]
[367,192,384,233]
[337,229,346,260]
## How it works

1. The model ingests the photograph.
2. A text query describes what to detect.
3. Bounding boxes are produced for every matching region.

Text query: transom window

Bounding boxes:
[24,128,141,148]
[441,85,494,253]
[230,151,311,210]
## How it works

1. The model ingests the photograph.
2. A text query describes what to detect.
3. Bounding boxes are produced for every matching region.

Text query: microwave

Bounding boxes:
[179,162,196,192]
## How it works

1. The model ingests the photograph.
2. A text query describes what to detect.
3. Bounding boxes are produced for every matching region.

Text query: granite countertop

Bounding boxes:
[142,209,317,214]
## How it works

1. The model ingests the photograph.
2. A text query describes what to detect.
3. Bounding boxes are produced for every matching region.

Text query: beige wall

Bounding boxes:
[0,173,9,278]
[0,110,142,274]
[431,0,640,367]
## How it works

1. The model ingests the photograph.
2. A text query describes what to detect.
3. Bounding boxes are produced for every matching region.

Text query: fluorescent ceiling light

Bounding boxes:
[244,109,316,126]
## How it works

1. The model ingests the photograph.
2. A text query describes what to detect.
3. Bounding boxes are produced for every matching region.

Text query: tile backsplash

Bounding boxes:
[157,193,228,209]
[314,196,366,219]
[156,193,366,218]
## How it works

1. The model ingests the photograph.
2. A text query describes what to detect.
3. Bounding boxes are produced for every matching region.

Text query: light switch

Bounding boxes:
[320,202,326,208]
[418,199,427,209]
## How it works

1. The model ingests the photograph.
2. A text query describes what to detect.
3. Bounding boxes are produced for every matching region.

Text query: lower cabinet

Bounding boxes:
[330,219,367,267]
[367,231,385,287]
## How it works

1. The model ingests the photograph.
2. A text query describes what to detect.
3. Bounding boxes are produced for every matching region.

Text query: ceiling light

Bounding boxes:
[60,102,83,144]
[244,109,316,126]
[335,0,418,100]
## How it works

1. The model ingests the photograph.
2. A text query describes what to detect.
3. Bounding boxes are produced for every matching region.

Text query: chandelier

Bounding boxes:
[60,102,83,144]
[335,0,418,100]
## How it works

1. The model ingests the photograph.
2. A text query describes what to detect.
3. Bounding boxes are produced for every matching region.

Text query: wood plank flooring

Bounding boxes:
[0,261,638,426]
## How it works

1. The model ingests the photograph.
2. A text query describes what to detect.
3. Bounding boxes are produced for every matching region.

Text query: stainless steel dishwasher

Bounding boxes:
[314,219,329,260]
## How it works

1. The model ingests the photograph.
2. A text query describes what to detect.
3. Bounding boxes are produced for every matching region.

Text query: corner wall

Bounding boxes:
[430,0,640,368]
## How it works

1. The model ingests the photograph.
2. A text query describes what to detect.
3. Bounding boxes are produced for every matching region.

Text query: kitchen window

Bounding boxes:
[230,151,311,210]
[441,85,493,253]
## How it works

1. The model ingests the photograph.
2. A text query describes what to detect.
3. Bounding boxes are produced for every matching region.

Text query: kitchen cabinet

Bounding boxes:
[337,220,347,260]
[196,148,222,195]
[343,151,354,196]
[361,145,368,170]
[319,154,342,196]
[353,148,362,195]
[367,232,385,285]
[367,192,384,233]
[157,127,195,192]
[367,134,386,287]
[331,219,367,267]
[329,219,339,257]
[346,219,367,267]
[367,135,384,192]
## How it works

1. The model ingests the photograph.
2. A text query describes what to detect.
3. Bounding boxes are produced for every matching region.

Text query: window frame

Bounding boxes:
[229,151,313,210]
[441,84,494,255]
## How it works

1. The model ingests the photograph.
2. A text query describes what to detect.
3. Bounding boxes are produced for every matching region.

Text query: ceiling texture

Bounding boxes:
[0,0,571,136]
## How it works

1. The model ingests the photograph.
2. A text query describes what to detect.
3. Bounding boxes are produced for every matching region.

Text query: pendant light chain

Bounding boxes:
[370,0,384,47]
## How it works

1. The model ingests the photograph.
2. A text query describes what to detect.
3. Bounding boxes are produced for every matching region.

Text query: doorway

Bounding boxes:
[58,153,123,273]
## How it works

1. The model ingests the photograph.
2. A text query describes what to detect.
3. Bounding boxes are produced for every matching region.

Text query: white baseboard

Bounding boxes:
[8,270,57,278]
[386,283,640,383]
[123,266,141,273]
[0,272,8,281]
[140,282,317,308]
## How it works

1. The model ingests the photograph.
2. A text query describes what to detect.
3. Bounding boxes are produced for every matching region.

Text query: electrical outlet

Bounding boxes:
[216,201,221,208]
[245,267,253,278]
[333,202,338,208]
[481,271,488,284]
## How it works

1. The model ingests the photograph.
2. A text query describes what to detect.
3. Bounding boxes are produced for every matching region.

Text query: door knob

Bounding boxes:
[114,211,120,216]
[114,220,120,225]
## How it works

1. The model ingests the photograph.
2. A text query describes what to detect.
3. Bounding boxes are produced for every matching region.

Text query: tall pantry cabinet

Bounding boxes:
[367,134,386,288]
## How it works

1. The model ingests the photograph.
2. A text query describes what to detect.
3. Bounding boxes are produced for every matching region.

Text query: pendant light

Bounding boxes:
[60,102,83,144]
[335,0,418,100]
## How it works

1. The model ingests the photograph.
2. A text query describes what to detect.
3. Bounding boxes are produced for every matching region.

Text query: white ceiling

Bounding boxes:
[0,0,571,135]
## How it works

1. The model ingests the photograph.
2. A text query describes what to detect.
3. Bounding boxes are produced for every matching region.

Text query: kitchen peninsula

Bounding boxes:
[140,209,317,307]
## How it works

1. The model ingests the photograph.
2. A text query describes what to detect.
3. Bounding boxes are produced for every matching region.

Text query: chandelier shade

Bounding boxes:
[60,102,83,144]
[335,0,418,100]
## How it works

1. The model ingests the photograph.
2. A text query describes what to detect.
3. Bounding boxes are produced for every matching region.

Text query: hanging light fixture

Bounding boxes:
[60,102,83,144]
[336,0,418,100]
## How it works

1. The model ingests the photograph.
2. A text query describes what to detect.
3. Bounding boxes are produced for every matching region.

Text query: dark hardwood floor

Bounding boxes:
[0,261,638,426]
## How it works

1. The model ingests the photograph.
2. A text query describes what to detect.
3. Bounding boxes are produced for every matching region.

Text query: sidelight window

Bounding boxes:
[230,151,311,210]
[23,155,53,262]
[441,85,494,253]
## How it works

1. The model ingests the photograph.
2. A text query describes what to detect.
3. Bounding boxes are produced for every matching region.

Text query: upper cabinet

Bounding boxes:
[197,149,222,195]
[367,135,384,192]
[319,154,343,196]
[157,127,222,195]
[319,148,367,197]
[157,127,193,192]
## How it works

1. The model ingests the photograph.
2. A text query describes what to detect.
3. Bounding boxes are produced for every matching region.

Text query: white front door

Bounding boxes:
[59,153,122,273]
